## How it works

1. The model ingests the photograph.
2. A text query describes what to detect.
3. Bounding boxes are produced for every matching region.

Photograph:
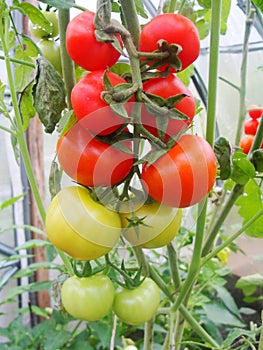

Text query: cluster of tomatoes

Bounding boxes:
[239,104,263,154]
[29,11,62,74]
[44,9,218,324]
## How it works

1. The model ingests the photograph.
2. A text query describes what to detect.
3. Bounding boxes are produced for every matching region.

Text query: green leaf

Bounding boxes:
[252,0,263,13]
[12,1,52,34]
[202,303,245,327]
[235,273,263,297]
[6,280,53,299]
[230,151,255,185]
[19,82,35,131]
[214,136,232,180]
[33,57,66,133]
[222,328,256,347]
[110,62,131,76]
[14,46,35,92]
[214,285,241,318]
[0,193,24,210]
[134,0,148,19]
[31,0,76,10]
[251,149,263,172]
[221,0,232,35]
[235,179,263,238]
[15,239,51,251]
[48,159,62,199]
[177,64,195,86]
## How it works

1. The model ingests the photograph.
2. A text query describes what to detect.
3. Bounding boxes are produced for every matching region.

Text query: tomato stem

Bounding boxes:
[119,0,140,49]
[58,9,75,109]
[144,317,154,350]
[166,242,181,290]
[205,0,222,147]
[234,6,255,145]
[248,111,263,157]
[202,206,263,265]
[259,311,263,350]
[201,183,244,256]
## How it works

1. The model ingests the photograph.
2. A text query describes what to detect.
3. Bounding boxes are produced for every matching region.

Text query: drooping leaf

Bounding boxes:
[19,82,35,131]
[48,159,62,199]
[214,136,232,180]
[15,239,51,251]
[134,0,148,19]
[0,193,24,210]
[32,57,66,133]
[202,303,245,327]
[235,273,263,297]
[235,179,263,238]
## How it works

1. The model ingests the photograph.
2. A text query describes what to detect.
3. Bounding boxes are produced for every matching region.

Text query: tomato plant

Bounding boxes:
[45,186,121,260]
[61,274,115,321]
[244,118,259,135]
[142,73,196,140]
[38,38,62,74]
[66,11,122,71]
[141,134,217,208]
[29,10,59,38]
[71,70,129,135]
[119,200,182,248]
[113,278,160,325]
[139,13,200,72]
[56,122,134,187]
[248,104,263,119]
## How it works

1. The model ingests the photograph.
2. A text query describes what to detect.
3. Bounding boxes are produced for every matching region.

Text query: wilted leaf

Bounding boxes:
[214,136,232,180]
[33,57,66,133]
[19,82,35,130]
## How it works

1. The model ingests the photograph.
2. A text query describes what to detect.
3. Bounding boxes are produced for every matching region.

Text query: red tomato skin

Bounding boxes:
[142,74,196,140]
[57,122,134,187]
[239,134,254,154]
[71,70,128,135]
[139,13,200,72]
[248,105,263,119]
[141,135,217,208]
[244,119,259,135]
[66,11,121,71]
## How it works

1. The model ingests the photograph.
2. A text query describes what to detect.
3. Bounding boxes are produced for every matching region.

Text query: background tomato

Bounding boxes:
[139,13,200,72]
[29,11,59,38]
[239,134,254,154]
[38,38,62,74]
[45,186,121,260]
[142,74,196,140]
[113,278,160,325]
[119,200,182,248]
[61,274,114,321]
[57,122,134,187]
[71,70,129,135]
[66,11,122,71]
[141,134,217,208]
[248,105,263,119]
[244,118,259,135]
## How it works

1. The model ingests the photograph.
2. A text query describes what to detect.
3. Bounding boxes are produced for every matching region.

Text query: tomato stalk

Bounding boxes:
[234,5,255,145]
[202,206,263,265]
[166,242,181,290]
[58,9,75,109]
[259,311,263,350]
[119,0,140,48]
[201,183,244,256]
[144,317,155,350]
[248,111,263,156]
[0,6,46,223]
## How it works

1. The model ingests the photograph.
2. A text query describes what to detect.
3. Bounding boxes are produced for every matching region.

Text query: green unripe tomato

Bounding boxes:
[38,38,62,74]
[29,11,59,38]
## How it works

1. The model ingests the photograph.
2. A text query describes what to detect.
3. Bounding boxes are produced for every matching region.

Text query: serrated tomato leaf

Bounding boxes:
[235,179,263,238]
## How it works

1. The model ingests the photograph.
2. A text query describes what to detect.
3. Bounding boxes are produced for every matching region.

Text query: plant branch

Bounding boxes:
[202,183,244,256]
[234,7,255,145]
[58,9,75,109]
[144,317,154,350]
[249,110,263,156]
[259,310,263,350]
[119,0,140,48]
[206,0,222,147]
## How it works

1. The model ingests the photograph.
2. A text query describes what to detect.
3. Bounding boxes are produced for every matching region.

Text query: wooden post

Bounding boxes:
[26,117,50,310]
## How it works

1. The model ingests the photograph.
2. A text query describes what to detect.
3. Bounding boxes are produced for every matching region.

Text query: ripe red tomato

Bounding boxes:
[139,13,200,72]
[71,70,129,135]
[248,105,263,119]
[244,118,259,135]
[142,74,196,140]
[141,134,217,208]
[239,134,254,154]
[57,122,134,187]
[66,11,122,71]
